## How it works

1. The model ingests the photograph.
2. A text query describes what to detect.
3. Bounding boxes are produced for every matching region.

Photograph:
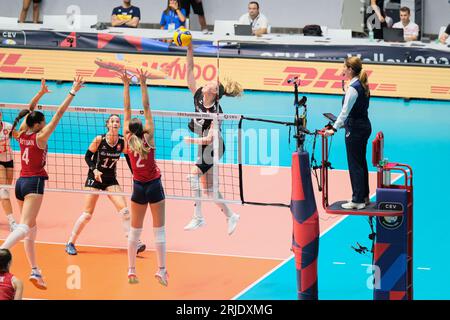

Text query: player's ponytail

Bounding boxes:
[218,78,243,99]
[359,69,370,97]
[9,109,31,138]
[128,118,151,160]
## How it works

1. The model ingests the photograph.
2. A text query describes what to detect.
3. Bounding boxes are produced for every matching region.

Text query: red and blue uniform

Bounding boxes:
[127,136,164,204]
[15,132,48,201]
[0,272,15,300]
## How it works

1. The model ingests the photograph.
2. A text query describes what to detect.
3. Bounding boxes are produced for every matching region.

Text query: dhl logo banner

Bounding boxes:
[0,47,449,100]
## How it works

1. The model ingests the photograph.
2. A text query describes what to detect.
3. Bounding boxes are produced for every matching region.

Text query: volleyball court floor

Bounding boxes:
[1,162,376,299]
[1,80,450,299]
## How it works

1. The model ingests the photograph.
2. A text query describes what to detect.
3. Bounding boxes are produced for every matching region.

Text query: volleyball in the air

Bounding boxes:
[173,27,192,47]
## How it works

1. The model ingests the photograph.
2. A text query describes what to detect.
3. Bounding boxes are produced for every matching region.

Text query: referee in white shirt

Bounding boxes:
[324,57,372,210]
[238,1,269,36]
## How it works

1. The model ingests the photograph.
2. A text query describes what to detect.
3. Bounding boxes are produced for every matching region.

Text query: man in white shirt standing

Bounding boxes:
[392,6,419,41]
[238,1,269,36]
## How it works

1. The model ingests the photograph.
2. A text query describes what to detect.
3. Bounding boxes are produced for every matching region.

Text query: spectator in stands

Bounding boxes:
[439,24,450,44]
[19,0,41,24]
[160,0,187,30]
[392,7,419,41]
[111,0,141,28]
[181,0,208,34]
[238,1,269,36]
[369,0,387,40]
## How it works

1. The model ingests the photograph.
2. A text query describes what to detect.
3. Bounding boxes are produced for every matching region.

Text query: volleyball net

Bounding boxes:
[0,103,246,203]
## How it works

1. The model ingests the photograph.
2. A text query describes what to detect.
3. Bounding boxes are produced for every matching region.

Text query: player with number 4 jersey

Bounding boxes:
[0,77,85,290]
[65,114,146,256]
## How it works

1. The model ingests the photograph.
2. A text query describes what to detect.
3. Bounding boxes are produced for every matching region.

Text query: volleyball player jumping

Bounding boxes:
[118,69,168,286]
[65,114,146,255]
[0,76,85,290]
[0,80,50,232]
[183,43,242,235]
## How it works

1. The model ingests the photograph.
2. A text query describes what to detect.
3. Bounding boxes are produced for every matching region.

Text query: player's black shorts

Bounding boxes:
[131,178,165,204]
[0,160,13,168]
[15,176,47,201]
[32,0,42,3]
[181,0,205,16]
[85,173,119,191]
[195,139,225,174]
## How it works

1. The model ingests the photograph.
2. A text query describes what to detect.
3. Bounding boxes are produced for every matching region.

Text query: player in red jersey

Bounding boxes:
[0,76,85,290]
[0,80,50,232]
[0,249,23,300]
[117,70,167,286]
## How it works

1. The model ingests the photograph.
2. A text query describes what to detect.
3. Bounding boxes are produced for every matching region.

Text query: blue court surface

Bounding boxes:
[1,79,449,300]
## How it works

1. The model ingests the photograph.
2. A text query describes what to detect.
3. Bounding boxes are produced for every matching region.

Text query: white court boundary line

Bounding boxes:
[0,239,286,262]
[231,174,404,300]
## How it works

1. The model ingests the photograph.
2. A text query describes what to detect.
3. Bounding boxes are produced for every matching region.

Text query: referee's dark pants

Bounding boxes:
[345,118,372,204]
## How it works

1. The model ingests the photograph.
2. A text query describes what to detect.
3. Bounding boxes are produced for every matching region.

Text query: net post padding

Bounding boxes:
[290,151,319,300]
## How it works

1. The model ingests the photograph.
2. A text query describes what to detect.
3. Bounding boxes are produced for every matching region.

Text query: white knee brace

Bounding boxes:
[128,227,142,243]
[25,226,37,241]
[153,226,166,244]
[119,207,130,220]
[187,174,200,191]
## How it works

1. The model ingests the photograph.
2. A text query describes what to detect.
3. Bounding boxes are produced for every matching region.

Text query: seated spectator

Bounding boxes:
[111,0,141,28]
[160,0,187,30]
[19,0,41,23]
[439,24,450,44]
[181,0,208,34]
[238,1,269,36]
[0,249,23,300]
[392,6,419,41]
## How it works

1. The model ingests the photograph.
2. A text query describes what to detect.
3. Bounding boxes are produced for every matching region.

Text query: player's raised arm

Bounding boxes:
[37,76,84,146]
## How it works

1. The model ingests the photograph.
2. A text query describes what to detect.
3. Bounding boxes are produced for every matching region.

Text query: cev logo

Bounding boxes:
[2,32,17,38]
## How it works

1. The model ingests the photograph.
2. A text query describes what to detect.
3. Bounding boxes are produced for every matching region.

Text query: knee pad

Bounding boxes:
[128,227,142,243]
[0,188,10,200]
[82,212,92,221]
[153,226,166,244]
[187,174,200,191]
[119,207,130,220]
[15,224,30,237]
[25,226,37,241]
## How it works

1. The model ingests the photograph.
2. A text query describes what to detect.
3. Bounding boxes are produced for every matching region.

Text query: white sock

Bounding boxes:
[68,212,92,244]
[24,226,37,269]
[0,224,29,249]
[214,192,233,218]
[119,208,131,238]
[153,226,166,270]
[194,201,203,219]
[188,174,203,219]
[6,214,15,225]
[128,227,142,273]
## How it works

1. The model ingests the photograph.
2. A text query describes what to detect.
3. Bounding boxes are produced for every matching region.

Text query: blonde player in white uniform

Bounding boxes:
[0,112,16,231]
